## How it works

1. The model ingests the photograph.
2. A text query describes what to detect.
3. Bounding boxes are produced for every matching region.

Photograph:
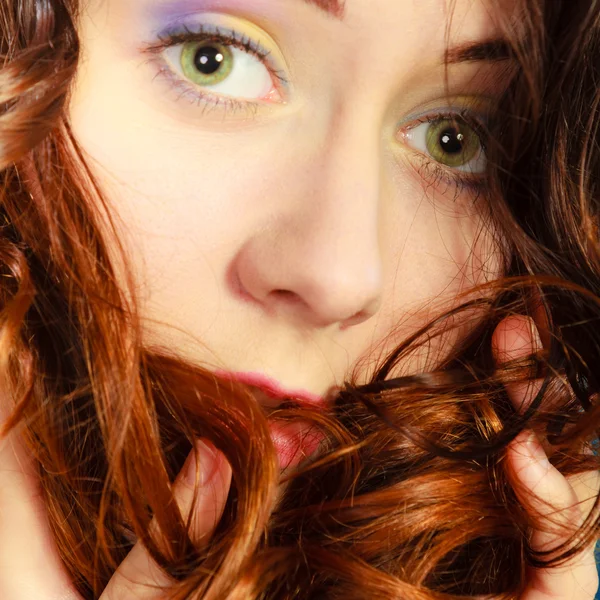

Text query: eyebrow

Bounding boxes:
[445,39,511,64]
[302,0,345,19]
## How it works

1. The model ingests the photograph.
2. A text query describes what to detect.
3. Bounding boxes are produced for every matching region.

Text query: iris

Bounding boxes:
[181,41,234,86]
[425,118,481,168]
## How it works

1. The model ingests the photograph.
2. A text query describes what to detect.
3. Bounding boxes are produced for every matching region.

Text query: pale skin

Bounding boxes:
[0,0,598,596]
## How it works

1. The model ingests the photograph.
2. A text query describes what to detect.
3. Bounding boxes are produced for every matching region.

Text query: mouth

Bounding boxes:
[215,370,326,469]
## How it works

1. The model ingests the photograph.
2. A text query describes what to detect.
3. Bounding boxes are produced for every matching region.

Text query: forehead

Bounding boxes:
[313,0,504,28]
[125,0,509,36]
[343,0,509,49]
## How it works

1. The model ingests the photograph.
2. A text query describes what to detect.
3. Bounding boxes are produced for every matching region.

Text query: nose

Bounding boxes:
[232,127,384,330]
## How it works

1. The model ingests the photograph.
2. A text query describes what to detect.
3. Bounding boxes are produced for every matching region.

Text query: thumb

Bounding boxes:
[171,440,232,542]
[491,315,544,414]
[506,431,598,600]
[101,440,232,600]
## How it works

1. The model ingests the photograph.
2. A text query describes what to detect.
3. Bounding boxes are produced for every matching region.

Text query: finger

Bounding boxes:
[0,393,81,600]
[566,462,600,530]
[101,441,232,600]
[506,431,598,600]
[491,315,543,414]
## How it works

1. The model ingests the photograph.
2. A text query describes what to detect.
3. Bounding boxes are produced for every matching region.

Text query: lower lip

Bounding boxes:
[213,370,324,468]
[269,420,323,470]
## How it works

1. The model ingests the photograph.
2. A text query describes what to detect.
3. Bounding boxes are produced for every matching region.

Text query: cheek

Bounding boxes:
[70,142,275,314]
[355,191,502,380]
[386,172,501,297]
[397,208,499,296]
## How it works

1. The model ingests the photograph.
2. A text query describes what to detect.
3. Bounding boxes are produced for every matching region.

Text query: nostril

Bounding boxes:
[269,289,315,316]
[271,289,302,304]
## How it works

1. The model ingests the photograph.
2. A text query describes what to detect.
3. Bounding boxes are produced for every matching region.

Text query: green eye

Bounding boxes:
[425,118,482,168]
[180,41,234,87]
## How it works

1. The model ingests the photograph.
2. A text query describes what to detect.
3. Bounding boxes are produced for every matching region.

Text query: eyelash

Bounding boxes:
[417,155,486,201]
[144,24,288,114]
[144,28,489,196]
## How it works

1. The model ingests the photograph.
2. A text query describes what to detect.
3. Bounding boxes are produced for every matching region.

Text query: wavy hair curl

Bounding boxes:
[1,0,599,598]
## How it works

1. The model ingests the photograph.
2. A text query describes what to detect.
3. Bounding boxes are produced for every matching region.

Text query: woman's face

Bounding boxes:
[69,0,509,400]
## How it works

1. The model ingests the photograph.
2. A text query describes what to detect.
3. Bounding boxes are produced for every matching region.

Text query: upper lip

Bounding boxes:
[215,370,325,406]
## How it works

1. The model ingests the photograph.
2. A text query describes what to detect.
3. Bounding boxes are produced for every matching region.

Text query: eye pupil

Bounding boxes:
[194,45,226,75]
[439,127,465,155]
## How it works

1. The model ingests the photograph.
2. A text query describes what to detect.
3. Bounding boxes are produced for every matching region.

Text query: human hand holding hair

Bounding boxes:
[0,316,597,600]
[495,315,599,600]
[0,418,232,600]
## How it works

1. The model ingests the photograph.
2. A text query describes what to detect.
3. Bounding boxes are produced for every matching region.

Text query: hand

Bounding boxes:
[0,407,232,600]
[493,316,600,600]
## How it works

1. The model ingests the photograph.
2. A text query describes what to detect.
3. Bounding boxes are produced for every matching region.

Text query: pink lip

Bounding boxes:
[269,420,323,469]
[215,370,323,405]
[214,370,325,469]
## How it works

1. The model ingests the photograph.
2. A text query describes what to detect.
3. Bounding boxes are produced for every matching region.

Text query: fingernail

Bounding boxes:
[528,319,543,352]
[184,440,220,487]
[523,431,552,472]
